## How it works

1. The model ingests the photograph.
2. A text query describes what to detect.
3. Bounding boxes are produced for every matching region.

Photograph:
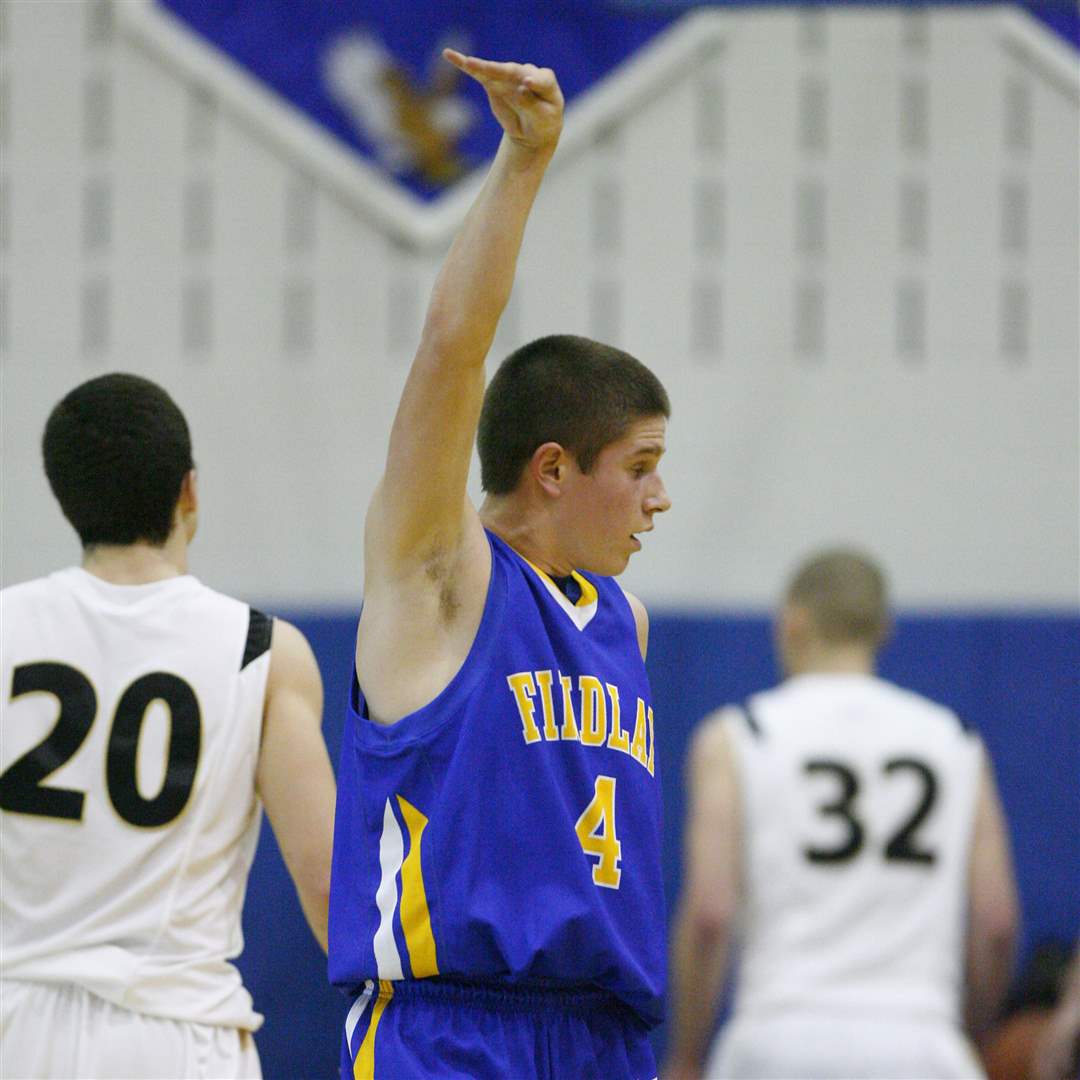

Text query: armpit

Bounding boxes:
[423,542,462,625]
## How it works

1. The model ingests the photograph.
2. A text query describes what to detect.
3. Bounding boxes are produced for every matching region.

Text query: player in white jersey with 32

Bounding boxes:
[0,374,337,1079]
[665,547,1019,1080]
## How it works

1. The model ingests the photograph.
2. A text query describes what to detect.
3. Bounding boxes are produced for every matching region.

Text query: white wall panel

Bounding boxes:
[2,3,1076,608]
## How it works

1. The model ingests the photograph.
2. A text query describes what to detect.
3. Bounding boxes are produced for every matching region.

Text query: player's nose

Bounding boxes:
[645,475,671,515]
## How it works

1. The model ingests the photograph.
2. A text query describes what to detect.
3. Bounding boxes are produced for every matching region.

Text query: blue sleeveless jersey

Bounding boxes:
[328,530,665,1029]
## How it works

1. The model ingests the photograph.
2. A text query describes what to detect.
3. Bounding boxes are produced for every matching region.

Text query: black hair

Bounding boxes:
[477,334,670,495]
[42,373,194,548]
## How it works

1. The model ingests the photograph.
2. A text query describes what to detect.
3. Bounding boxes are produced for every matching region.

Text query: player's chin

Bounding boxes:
[607,549,634,576]
[581,551,630,577]
[581,540,636,576]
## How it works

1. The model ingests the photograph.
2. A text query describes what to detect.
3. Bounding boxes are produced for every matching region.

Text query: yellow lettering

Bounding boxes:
[574,775,622,889]
[579,676,607,746]
[535,670,559,741]
[559,673,579,741]
[605,683,630,754]
[647,706,655,776]
[506,672,541,744]
[630,698,648,768]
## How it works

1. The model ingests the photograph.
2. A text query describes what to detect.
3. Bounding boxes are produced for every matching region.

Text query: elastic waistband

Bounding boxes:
[364,976,624,1017]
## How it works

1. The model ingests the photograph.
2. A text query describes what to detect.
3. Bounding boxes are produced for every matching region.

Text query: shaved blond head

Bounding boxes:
[785,548,889,647]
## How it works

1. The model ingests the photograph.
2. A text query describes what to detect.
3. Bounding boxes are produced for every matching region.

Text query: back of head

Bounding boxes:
[477,334,670,495]
[785,547,889,648]
[43,373,193,548]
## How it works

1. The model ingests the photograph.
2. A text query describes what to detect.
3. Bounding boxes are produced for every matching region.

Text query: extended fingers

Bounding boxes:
[443,49,524,83]
[443,50,559,101]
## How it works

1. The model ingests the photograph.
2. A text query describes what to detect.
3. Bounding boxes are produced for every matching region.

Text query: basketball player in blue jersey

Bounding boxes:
[329,50,672,1079]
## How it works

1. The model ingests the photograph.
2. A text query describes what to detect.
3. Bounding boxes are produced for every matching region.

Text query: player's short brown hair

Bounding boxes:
[785,548,889,646]
[477,334,670,495]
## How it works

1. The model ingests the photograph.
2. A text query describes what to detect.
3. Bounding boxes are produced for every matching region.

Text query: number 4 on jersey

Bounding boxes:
[575,774,622,889]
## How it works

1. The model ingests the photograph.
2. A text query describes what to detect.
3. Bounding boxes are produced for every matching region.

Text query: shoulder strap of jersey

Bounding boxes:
[241,607,274,670]
[738,701,765,740]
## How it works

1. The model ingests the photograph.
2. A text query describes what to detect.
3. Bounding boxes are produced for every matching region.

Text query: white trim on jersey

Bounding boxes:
[373,798,406,980]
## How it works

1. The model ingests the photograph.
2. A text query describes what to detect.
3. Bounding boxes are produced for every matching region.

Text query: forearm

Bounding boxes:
[421,136,556,362]
[964,925,1016,1036]
[964,758,1019,1038]
[371,55,562,548]
[665,905,732,1077]
[296,881,331,953]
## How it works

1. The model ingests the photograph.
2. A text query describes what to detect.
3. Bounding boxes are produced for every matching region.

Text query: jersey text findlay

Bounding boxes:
[506,668,655,772]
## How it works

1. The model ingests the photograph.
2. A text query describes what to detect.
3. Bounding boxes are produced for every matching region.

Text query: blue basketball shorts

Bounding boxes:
[341,977,657,1080]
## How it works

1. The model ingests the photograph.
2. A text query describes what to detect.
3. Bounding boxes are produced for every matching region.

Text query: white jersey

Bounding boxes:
[725,672,983,1025]
[1,568,272,1031]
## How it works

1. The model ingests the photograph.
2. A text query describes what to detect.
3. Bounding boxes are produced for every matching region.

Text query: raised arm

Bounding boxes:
[357,55,564,725]
[256,619,335,951]
[964,749,1019,1039]
[665,715,743,1080]
[366,53,564,576]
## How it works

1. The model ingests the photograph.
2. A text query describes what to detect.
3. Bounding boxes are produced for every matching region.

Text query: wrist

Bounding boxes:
[501,133,559,168]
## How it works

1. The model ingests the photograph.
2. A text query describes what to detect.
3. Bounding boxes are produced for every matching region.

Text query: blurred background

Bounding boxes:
[1,1,1077,1075]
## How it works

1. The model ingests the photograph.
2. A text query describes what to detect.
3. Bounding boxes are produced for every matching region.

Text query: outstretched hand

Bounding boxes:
[443,49,563,152]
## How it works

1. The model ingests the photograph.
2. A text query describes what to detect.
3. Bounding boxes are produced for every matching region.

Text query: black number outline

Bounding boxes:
[107,673,202,827]
[2,663,201,829]
[883,757,938,864]
[801,756,939,866]
[0,663,97,820]
[802,759,864,863]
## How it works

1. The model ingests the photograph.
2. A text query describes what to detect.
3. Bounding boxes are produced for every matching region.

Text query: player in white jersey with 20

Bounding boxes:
[665,547,1019,1080]
[0,374,337,1079]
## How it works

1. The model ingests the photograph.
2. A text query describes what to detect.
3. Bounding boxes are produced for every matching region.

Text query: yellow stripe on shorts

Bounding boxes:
[353,981,394,1080]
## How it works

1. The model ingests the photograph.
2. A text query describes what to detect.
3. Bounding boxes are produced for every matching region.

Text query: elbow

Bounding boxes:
[419,306,500,362]
[299,870,332,954]
[294,854,332,924]
[303,864,333,915]
[998,904,1020,951]
[991,909,1020,968]
[685,894,736,948]
[969,897,1021,985]
[985,889,1021,955]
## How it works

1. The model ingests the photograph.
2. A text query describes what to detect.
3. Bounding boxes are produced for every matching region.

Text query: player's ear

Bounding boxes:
[530,442,569,497]
[176,469,199,543]
[776,601,811,668]
[787,603,814,642]
[178,468,198,513]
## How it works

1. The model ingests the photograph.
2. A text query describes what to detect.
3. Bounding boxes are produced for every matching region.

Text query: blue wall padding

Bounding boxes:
[240,610,1079,1078]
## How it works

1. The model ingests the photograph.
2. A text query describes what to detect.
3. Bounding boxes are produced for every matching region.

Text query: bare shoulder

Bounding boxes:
[689,708,739,774]
[619,585,650,661]
[267,618,323,701]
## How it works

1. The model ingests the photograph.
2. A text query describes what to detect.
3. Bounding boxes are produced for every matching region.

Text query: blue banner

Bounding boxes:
[161,0,1078,203]
[161,0,676,200]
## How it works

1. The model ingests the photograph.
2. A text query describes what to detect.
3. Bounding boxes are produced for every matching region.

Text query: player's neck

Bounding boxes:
[480,496,574,576]
[788,645,875,677]
[81,537,189,585]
